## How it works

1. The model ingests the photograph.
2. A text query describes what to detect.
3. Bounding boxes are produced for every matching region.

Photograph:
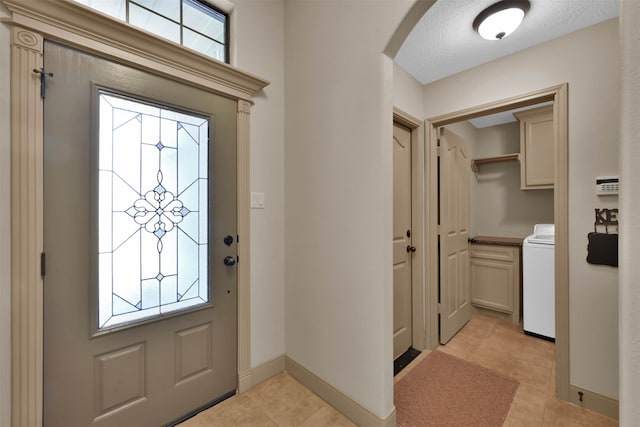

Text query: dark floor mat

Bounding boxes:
[394,347,422,376]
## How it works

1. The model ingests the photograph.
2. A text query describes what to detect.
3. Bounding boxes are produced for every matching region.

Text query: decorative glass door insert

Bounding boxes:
[98,91,210,329]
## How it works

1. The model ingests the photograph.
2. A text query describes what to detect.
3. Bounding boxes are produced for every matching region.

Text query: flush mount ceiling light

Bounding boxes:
[473,0,531,40]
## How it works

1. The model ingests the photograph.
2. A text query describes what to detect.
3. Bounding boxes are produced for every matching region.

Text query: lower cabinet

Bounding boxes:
[470,243,521,325]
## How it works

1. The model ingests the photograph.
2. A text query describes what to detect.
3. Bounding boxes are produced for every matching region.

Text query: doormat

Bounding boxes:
[394,347,422,376]
[395,350,519,426]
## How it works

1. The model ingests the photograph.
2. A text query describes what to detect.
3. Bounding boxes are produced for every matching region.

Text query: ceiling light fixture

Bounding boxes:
[473,0,530,41]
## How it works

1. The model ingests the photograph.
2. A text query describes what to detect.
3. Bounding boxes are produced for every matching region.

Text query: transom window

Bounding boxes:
[74,0,229,63]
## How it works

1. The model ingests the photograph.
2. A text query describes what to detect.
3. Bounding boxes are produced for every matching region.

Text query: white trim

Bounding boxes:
[245,354,286,389]
[236,99,252,392]
[9,25,44,427]
[3,1,268,426]
[285,356,397,427]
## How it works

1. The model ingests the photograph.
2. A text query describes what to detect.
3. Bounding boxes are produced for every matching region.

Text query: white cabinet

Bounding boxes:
[514,105,554,190]
[470,242,521,325]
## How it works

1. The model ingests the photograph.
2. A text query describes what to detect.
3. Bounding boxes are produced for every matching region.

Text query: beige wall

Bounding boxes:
[470,122,554,238]
[393,63,424,120]
[284,0,414,418]
[0,4,10,426]
[422,19,620,399]
[619,0,640,423]
[232,0,286,369]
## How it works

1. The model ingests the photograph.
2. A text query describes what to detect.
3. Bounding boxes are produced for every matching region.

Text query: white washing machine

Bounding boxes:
[523,224,555,341]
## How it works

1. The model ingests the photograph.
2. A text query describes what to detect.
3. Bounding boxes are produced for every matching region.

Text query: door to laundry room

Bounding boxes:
[43,41,238,427]
[438,127,472,344]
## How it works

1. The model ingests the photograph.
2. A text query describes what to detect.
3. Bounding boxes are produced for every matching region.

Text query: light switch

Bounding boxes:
[251,192,265,209]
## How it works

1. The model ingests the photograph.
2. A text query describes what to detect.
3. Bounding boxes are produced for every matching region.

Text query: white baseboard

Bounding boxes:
[237,354,286,393]
[568,384,619,421]
[285,356,396,427]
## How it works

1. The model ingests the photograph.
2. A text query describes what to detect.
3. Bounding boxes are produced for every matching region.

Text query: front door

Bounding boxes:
[393,122,413,359]
[439,127,471,344]
[43,41,238,426]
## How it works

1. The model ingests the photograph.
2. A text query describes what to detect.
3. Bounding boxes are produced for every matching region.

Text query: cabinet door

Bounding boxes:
[516,106,554,190]
[470,258,514,313]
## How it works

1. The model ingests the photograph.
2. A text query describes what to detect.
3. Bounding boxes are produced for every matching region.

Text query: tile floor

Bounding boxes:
[179,371,356,426]
[180,315,618,426]
[400,315,618,426]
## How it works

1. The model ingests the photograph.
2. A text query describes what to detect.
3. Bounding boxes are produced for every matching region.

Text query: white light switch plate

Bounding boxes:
[251,192,265,209]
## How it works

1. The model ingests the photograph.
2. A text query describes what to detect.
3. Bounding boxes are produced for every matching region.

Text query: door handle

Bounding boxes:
[407,245,416,253]
[223,256,236,266]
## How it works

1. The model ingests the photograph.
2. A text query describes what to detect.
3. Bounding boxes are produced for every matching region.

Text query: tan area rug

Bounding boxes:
[395,350,519,426]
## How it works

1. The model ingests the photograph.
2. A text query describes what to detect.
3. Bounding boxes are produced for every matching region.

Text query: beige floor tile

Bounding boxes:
[438,331,483,359]
[179,393,277,427]
[509,383,549,419]
[503,404,544,427]
[299,405,357,427]
[247,373,326,426]
[446,315,618,427]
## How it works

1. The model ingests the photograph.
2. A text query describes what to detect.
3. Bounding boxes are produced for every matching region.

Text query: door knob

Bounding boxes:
[223,235,234,246]
[223,256,236,266]
[407,245,416,253]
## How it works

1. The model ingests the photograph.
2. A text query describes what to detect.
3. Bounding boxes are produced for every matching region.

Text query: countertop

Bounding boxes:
[470,236,524,247]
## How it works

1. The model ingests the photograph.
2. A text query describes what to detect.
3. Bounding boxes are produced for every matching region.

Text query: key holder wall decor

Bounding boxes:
[587,208,618,267]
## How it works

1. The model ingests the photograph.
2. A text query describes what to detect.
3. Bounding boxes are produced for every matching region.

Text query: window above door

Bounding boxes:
[74,0,230,63]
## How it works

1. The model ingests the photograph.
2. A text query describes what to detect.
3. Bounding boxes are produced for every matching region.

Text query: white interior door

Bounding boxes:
[393,122,413,359]
[439,127,471,344]
[43,41,238,426]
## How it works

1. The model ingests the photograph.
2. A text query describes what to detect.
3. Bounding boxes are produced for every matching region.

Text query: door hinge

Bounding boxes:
[437,146,442,157]
[41,252,46,278]
[437,303,442,314]
[33,68,54,100]
[436,225,441,235]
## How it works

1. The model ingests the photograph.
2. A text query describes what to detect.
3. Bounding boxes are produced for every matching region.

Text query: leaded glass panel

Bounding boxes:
[98,92,209,329]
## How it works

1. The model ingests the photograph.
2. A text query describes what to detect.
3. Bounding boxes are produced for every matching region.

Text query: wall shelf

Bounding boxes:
[471,153,520,172]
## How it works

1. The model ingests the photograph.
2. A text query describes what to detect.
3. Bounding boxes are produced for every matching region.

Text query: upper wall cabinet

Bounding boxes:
[514,105,554,190]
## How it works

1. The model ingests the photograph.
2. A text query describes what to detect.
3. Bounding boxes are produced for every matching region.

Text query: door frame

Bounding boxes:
[393,107,425,351]
[423,84,570,400]
[5,2,268,426]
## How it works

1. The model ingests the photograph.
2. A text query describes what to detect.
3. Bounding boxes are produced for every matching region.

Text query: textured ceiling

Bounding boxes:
[395,0,618,85]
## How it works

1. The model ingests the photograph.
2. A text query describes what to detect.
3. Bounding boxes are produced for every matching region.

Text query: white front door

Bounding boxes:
[43,41,238,426]
[393,122,413,359]
[439,127,471,344]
